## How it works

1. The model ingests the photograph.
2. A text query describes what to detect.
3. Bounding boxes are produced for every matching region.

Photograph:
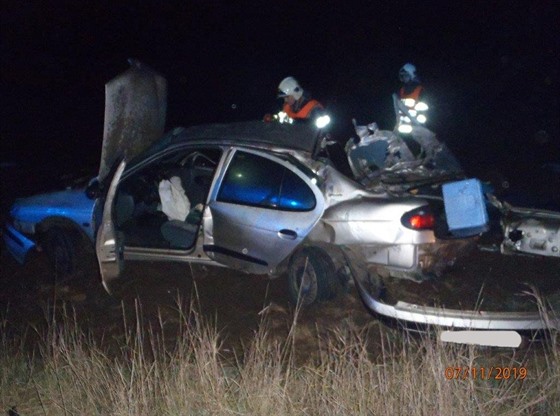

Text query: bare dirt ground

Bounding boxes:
[0,247,379,362]
[1,239,558,364]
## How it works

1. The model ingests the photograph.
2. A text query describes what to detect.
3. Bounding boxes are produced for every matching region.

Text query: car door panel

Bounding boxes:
[96,160,126,293]
[204,149,325,274]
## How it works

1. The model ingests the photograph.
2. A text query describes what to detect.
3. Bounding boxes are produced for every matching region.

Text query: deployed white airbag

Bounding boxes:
[158,176,190,221]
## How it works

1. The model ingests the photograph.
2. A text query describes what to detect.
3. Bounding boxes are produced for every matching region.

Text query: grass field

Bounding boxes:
[1,299,558,416]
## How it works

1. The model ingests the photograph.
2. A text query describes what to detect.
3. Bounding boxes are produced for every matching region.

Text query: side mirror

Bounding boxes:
[85,177,101,199]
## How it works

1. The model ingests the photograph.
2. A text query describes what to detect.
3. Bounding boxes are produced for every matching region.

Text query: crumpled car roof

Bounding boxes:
[169,121,320,153]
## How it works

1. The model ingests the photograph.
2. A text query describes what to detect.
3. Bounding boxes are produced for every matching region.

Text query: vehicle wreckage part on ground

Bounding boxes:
[341,244,558,330]
[353,271,559,330]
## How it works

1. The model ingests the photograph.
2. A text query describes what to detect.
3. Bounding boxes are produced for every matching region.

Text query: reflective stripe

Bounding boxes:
[403,98,416,107]
[415,102,429,111]
[397,85,427,132]
[398,124,413,134]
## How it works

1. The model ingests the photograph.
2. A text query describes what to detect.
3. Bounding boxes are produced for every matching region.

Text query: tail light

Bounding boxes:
[401,206,435,230]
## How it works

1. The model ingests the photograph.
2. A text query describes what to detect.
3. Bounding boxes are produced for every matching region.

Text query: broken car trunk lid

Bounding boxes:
[98,59,167,184]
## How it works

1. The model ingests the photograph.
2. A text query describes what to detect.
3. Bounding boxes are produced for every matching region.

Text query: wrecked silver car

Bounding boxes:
[93,62,473,311]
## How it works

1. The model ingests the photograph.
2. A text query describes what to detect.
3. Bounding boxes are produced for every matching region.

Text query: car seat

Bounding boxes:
[160,205,203,249]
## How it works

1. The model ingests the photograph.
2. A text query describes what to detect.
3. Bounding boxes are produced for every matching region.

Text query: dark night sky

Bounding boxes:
[1,0,559,185]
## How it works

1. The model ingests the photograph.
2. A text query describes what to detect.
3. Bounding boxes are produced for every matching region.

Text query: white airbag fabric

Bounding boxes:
[158,176,190,221]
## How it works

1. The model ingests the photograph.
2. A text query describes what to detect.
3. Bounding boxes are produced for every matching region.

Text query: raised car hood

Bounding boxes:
[99,59,167,183]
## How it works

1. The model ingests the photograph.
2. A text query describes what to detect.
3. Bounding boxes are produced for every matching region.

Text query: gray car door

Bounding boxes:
[204,149,325,275]
[96,160,127,294]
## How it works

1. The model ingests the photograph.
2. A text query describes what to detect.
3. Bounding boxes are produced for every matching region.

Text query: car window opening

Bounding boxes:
[115,148,221,250]
[217,151,316,212]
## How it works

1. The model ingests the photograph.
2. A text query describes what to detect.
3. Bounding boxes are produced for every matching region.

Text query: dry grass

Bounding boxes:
[1,299,558,416]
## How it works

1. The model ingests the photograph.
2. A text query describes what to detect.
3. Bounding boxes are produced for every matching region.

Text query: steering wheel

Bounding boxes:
[182,152,217,169]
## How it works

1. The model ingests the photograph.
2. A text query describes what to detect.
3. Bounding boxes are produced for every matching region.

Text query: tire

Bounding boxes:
[42,227,83,280]
[288,247,339,306]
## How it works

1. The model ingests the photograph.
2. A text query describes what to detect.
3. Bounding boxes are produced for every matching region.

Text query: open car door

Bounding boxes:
[95,60,167,292]
[97,161,126,293]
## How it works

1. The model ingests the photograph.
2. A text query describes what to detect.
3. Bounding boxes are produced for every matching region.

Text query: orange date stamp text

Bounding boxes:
[444,366,527,380]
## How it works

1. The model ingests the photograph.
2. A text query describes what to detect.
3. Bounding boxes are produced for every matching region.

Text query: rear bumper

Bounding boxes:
[354,271,559,330]
[3,223,36,264]
[340,239,558,330]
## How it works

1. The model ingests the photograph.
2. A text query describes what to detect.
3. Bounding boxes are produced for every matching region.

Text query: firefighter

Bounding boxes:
[266,76,330,128]
[395,63,429,134]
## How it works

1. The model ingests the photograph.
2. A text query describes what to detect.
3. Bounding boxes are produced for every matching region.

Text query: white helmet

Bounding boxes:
[278,76,303,100]
[399,63,417,82]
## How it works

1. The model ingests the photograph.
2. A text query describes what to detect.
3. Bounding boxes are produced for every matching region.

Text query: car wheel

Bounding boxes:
[43,227,82,280]
[288,247,338,306]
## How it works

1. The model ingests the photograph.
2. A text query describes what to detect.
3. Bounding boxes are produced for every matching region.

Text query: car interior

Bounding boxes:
[114,147,222,250]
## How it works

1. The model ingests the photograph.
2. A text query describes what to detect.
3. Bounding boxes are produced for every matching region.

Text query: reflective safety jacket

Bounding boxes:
[397,83,428,134]
[283,98,324,120]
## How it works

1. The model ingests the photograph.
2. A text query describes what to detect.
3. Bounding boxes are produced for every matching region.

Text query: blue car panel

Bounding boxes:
[3,187,96,265]
[3,223,37,264]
